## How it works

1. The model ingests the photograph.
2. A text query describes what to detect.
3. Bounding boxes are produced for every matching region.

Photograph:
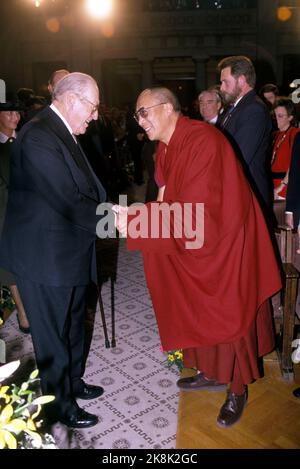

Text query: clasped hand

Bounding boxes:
[112,205,128,237]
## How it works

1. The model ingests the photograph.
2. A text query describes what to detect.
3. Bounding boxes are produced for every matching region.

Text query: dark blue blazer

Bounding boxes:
[221,90,273,207]
[0,106,106,286]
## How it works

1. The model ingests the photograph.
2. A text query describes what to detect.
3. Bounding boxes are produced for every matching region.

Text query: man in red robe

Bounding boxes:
[114,87,281,428]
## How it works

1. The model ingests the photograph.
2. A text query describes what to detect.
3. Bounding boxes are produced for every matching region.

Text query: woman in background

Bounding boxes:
[0,98,30,333]
[272,99,300,253]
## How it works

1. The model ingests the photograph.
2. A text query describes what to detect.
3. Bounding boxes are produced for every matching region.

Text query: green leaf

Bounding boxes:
[19,389,33,397]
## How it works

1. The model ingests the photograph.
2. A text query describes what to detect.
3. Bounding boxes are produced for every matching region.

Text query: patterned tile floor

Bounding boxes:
[0,238,180,449]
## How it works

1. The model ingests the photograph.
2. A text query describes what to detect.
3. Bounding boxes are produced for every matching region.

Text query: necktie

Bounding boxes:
[220,105,235,129]
[72,136,98,196]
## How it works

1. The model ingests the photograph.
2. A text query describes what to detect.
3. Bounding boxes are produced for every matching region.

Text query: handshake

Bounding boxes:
[112,204,128,237]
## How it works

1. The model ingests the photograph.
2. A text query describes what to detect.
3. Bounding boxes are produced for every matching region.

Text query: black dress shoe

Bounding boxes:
[217,389,248,428]
[293,387,300,399]
[74,383,104,400]
[60,408,98,428]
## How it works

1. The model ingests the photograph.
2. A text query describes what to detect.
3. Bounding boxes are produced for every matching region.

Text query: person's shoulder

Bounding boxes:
[237,95,270,124]
[181,118,226,148]
[241,92,267,113]
[18,110,53,144]
[182,117,215,135]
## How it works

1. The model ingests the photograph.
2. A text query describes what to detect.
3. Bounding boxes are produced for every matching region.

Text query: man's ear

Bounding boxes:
[237,75,247,88]
[66,92,77,110]
[165,102,174,115]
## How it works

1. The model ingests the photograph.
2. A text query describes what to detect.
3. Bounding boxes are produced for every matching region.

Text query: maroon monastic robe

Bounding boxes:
[127,117,281,364]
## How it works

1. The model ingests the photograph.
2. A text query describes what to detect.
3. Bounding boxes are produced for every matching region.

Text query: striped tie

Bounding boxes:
[220,105,235,128]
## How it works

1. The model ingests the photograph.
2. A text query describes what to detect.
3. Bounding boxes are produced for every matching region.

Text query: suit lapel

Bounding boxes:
[40,107,105,202]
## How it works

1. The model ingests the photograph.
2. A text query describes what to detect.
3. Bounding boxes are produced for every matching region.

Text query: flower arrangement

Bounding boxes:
[0,360,56,449]
[166,350,184,372]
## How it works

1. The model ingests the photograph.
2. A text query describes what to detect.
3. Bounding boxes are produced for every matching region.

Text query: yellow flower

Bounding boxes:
[166,349,184,372]
[0,404,14,424]
[0,403,27,449]
[0,362,55,449]
[0,386,10,404]
[0,429,17,449]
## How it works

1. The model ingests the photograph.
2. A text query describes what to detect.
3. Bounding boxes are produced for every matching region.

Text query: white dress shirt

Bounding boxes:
[0,130,17,143]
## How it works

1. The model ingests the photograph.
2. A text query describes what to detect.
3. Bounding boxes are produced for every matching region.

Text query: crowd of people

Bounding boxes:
[0,55,299,432]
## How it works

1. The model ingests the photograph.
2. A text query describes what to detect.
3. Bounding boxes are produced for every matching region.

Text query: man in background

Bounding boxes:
[48,68,70,98]
[218,56,273,211]
[198,88,223,125]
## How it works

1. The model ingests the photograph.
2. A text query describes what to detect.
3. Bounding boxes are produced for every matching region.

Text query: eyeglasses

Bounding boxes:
[77,95,99,114]
[275,113,289,119]
[199,100,218,106]
[134,103,167,122]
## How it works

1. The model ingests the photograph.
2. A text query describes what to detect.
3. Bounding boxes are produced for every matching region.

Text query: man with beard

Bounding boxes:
[218,56,273,212]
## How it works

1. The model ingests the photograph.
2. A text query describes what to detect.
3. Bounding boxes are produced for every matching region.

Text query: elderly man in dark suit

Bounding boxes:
[0,72,106,428]
[218,56,273,211]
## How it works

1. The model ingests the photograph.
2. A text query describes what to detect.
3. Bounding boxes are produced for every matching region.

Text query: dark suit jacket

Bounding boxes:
[220,90,272,207]
[0,106,106,287]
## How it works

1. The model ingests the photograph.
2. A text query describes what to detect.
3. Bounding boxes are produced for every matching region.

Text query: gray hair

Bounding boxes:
[52,72,98,101]
[141,87,181,112]
[199,88,223,104]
